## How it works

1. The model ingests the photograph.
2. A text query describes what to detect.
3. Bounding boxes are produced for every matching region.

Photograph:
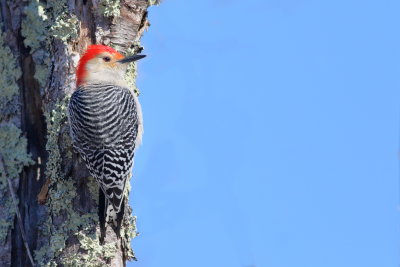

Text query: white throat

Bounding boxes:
[85,68,129,88]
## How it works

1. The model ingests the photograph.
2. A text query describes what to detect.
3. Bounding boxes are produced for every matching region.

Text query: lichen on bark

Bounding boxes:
[124,43,144,96]
[99,0,121,17]
[0,28,22,120]
[0,124,33,241]
[148,0,161,6]
[21,0,79,88]
[0,21,33,255]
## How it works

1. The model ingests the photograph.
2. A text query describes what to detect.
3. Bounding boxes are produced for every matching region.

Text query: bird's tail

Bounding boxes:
[99,189,106,244]
[99,189,125,244]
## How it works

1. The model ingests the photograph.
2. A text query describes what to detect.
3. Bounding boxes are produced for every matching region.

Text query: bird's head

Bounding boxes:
[76,44,146,87]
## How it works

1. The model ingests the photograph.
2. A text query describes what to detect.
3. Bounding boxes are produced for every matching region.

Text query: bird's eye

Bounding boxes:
[103,56,111,62]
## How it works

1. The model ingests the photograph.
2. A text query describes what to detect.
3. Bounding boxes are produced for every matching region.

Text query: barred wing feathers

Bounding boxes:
[68,84,138,212]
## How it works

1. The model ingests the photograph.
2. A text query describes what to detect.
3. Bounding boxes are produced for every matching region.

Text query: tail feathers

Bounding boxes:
[105,199,125,237]
[99,189,106,244]
[98,189,125,243]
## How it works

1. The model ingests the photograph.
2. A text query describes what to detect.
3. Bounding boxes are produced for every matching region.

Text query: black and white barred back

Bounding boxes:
[68,83,138,213]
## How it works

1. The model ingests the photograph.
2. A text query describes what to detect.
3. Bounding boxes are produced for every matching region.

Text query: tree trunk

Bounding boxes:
[0,0,158,266]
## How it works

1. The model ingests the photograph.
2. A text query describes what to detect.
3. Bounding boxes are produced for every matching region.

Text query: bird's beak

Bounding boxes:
[117,54,146,64]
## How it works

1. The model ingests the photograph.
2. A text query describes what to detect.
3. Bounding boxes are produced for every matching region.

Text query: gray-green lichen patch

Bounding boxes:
[120,176,138,260]
[51,14,79,42]
[99,0,121,17]
[34,177,99,266]
[21,0,50,88]
[0,124,34,188]
[0,29,22,120]
[48,0,79,44]
[22,0,79,49]
[0,117,33,243]
[124,43,144,96]
[21,0,79,88]
[0,20,32,244]
[21,0,48,51]
[32,57,51,89]
[148,0,162,6]
[121,212,138,260]
[76,232,117,262]
[43,97,70,184]
[0,198,18,242]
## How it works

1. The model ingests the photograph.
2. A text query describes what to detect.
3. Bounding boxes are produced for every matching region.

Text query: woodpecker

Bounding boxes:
[68,45,145,239]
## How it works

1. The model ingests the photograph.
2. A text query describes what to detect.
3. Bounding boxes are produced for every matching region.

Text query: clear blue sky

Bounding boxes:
[128,1,400,266]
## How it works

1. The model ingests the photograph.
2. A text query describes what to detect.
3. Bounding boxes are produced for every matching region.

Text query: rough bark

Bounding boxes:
[0,0,157,266]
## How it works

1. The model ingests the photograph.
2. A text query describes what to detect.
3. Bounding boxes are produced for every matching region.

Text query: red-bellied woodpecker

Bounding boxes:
[68,45,145,239]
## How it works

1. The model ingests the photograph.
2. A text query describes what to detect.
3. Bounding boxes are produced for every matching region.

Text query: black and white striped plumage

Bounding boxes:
[68,83,139,220]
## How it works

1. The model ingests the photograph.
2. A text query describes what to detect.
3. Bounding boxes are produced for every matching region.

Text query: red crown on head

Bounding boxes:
[76,45,123,86]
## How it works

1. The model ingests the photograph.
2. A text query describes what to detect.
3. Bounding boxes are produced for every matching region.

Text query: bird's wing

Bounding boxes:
[68,85,138,212]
